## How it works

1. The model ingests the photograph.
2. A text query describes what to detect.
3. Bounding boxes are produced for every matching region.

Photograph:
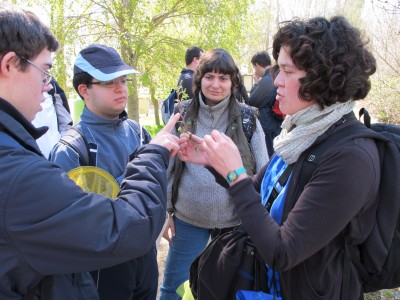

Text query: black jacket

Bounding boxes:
[229,116,380,299]
[179,68,195,100]
[248,69,280,133]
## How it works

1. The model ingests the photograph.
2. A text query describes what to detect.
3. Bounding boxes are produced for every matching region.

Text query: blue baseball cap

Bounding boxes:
[73,44,138,81]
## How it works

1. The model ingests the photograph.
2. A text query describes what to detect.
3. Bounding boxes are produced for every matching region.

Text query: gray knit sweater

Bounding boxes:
[167,96,269,228]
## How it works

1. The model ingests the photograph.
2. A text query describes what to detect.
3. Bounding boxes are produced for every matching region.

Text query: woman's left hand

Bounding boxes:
[178,132,208,165]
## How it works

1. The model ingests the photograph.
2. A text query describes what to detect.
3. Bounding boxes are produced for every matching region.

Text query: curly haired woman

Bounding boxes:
[178,16,379,299]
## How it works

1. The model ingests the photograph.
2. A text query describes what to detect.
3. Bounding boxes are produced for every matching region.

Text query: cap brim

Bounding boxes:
[74,54,139,81]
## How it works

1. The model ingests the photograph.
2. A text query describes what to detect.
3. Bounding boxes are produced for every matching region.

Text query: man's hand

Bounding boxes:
[150,113,181,158]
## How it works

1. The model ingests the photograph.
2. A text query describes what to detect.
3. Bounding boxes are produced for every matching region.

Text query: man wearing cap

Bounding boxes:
[50,44,159,299]
[0,4,180,300]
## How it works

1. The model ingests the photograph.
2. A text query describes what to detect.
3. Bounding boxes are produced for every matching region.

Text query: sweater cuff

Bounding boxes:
[228,177,255,203]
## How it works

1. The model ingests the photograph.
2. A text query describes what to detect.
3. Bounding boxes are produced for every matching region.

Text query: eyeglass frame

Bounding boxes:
[90,78,133,89]
[19,56,53,86]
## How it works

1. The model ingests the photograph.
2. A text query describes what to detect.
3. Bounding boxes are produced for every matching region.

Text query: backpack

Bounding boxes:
[58,121,148,166]
[161,74,186,125]
[161,88,178,125]
[291,108,400,296]
[47,79,73,135]
[189,225,270,300]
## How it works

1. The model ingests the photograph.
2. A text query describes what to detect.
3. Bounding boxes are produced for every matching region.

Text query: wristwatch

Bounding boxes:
[225,167,246,184]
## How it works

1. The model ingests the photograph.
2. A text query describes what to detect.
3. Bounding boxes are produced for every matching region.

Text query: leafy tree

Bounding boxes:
[76,0,252,123]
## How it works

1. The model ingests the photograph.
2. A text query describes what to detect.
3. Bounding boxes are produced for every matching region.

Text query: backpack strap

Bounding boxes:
[174,100,191,133]
[238,103,256,143]
[58,127,96,166]
[126,120,151,146]
[264,164,294,212]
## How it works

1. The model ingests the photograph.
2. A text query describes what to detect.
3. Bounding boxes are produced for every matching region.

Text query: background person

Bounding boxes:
[32,78,72,158]
[178,46,204,100]
[178,16,379,299]
[247,51,282,157]
[158,48,268,300]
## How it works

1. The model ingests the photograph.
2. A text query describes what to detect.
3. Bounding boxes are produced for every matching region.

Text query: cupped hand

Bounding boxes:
[150,113,181,158]
[178,132,208,165]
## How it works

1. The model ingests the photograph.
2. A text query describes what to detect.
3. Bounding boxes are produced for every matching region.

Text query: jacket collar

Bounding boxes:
[80,106,128,130]
[263,68,272,78]
[0,97,46,154]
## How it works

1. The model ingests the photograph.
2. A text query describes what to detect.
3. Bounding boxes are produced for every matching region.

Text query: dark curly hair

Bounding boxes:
[272,16,376,107]
[193,48,240,96]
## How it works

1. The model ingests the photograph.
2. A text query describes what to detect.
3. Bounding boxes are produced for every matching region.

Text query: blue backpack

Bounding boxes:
[161,73,186,125]
[161,88,177,125]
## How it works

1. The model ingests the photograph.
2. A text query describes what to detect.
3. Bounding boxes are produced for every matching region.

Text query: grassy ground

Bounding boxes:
[365,289,400,299]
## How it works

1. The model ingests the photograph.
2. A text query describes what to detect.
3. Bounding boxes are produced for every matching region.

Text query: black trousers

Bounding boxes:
[91,246,158,300]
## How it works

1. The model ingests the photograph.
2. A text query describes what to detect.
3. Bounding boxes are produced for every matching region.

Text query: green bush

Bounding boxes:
[144,124,164,137]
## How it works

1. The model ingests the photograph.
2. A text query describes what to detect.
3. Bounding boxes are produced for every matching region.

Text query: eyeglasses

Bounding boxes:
[20,57,53,86]
[91,78,132,88]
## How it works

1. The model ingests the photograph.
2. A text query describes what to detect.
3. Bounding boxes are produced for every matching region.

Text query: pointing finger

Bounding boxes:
[162,113,181,133]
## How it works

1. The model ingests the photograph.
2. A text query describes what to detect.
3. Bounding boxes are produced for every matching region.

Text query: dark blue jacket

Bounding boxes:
[0,98,168,299]
[248,69,281,133]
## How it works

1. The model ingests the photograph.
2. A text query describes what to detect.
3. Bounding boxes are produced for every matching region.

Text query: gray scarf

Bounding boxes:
[274,101,355,164]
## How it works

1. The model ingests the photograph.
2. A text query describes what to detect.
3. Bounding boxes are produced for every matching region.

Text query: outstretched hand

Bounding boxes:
[150,113,181,158]
[178,130,244,180]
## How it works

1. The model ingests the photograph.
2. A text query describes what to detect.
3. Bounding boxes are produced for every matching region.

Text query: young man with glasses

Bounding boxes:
[0,4,180,299]
[50,44,158,300]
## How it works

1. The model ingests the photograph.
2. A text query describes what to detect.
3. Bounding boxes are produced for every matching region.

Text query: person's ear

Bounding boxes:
[77,83,90,100]
[0,52,18,77]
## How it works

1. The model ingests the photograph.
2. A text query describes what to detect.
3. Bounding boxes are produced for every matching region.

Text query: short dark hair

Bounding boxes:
[272,16,376,108]
[185,46,203,66]
[251,51,271,67]
[0,4,59,71]
[72,72,94,100]
[193,48,240,95]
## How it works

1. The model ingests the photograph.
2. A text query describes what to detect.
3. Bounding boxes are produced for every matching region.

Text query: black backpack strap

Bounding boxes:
[239,103,256,143]
[264,164,294,212]
[174,100,190,133]
[358,108,371,129]
[59,127,96,166]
